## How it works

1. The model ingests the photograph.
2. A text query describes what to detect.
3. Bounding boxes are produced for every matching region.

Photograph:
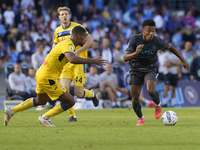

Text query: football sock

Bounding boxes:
[44,102,68,119]
[150,90,160,105]
[83,89,93,98]
[67,107,76,117]
[171,98,176,107]
[132,102,143,118]
[12,97,37,114]
[111,102,116,107]
[163,97,168,105]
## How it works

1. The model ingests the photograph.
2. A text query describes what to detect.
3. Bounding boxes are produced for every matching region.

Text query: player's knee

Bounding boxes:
[131,96,139,103]
[147,89,155,96]
[36,100,47,105]
[69,99,75,107]
[132,98,139,104]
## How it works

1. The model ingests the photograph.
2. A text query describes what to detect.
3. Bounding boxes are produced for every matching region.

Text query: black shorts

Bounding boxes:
[129,71,158,85]
[164,73,178,87]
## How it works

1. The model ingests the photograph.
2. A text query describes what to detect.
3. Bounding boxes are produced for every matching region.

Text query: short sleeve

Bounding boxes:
[125,36,136,53]
[157,37,169,51]
[60,42,75,55]
[53,29,59,44]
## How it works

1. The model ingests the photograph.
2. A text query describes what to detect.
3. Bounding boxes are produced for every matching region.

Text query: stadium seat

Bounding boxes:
[21,63,29,76]
[4,62,15,80]
[5,81,24,100]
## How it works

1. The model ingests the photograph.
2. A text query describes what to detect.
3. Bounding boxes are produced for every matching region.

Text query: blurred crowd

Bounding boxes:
[1,0,200,102]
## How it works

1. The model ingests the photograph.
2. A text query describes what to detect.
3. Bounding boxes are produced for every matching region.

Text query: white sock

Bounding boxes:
[145,100,150,107]
[73,115,77,118]
[42,115,48,119]
[111,102,115,107]
[122,101,127,107]
[10,108,14,115]
[92,92,95,97]
[139,116,144,119]
[171,98,176,107]
[155,101,161,107]
[163,97,168,105]
[116,101,120,106]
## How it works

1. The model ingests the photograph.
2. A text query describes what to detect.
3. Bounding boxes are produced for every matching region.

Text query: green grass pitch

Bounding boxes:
[0,107,200,150]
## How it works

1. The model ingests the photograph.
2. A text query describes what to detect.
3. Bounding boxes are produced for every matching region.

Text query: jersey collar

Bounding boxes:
[70,38,76,47]
[62,21,71,29]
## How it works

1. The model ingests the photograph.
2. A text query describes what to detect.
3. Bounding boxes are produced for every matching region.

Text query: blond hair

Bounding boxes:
[57,6,70,16]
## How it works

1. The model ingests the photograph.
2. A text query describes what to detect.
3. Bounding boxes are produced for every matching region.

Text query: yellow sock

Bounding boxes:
[12,97,36,114]
[44,103,68,119]
[67,107,76,117]
[83,89,93,98]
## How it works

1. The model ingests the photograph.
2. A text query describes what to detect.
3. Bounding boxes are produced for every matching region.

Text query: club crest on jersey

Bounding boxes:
[70,46,73,51]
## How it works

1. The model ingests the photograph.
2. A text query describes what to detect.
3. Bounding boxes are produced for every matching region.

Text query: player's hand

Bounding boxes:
[182,60,190,72]
[92,56,106,67]
[75,51,79,56]
[135,44,144,55]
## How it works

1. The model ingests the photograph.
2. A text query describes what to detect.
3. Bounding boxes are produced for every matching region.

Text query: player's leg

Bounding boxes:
[43,92,75,119]
[130,84,144,125]
[130,84,143,117]
[39,80,75,126]
[163,73,170,107]
[129,73,145,125]
[139,92,154,108]
[171,74,178,107]
[171,86,176,107]
[4,93,49,126]
[39,92,75,127]
[73,66,100,107]
[145,71,161,119]
[60,78,77,122]
[74,85,100,107]
[163,84,169,107]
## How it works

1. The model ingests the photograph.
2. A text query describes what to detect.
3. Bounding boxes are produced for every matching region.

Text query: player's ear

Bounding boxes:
[142,28,145,33]
[77,34,80,39]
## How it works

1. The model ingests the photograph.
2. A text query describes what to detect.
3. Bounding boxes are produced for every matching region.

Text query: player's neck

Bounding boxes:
[62,22,70,29]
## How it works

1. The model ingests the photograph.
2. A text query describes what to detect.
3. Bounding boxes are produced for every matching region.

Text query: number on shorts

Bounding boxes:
[75,76,82,83]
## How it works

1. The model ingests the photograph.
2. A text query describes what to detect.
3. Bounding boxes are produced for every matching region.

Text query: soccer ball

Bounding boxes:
[162,110,178,126]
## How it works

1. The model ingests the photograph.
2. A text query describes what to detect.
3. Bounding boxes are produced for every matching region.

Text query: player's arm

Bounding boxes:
[65,53,106,67]
[75,34,93,56]
[52,29,59,48]
[123,44,144,61]
[167,43,190,72]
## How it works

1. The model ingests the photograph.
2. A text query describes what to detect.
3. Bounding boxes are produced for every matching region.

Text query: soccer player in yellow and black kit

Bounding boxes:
[53,6,97,122]
[4,26,106,126]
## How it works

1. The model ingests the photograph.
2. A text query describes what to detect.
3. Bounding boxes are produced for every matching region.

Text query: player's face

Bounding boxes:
[59,10,70,24]
[142,26,156,42]
[78,33,87,46]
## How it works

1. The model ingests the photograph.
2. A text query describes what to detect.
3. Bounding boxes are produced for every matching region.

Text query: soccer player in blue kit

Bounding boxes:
[123,19,190,126]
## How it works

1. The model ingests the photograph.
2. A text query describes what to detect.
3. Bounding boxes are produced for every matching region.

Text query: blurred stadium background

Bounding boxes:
[1,0,200,109]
